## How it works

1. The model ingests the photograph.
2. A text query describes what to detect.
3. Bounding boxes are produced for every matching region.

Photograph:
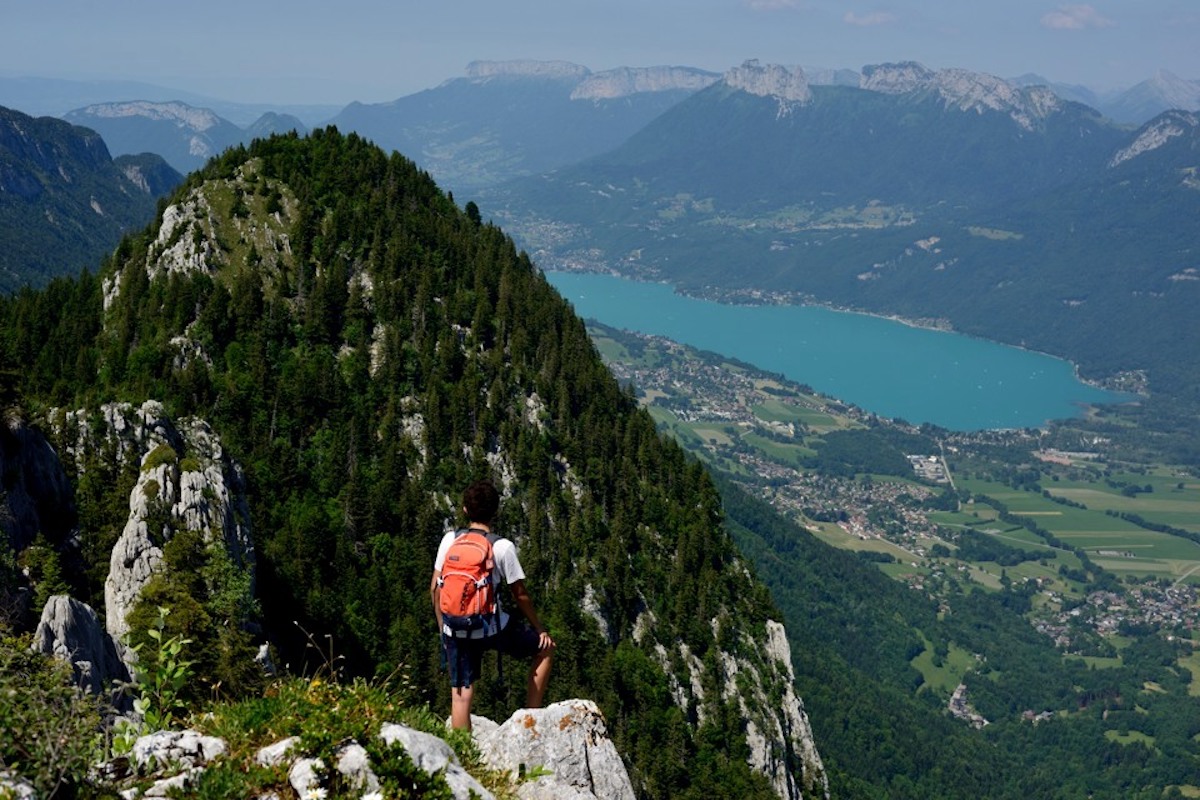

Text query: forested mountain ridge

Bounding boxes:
[0,105,181,293]
[0,128,826,799]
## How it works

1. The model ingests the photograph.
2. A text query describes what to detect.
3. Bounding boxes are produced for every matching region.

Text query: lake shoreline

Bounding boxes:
[544,266,1146,402]
[544,268,1135,430]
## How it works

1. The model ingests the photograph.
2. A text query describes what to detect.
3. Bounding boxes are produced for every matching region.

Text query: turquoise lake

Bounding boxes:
[545,271,1129,432]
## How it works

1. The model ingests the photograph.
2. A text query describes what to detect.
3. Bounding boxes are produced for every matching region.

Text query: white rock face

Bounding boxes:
[77,101,226,132]
[758,621,828,800]
[861,61,1064,131]
[379,723,493,800]
[643,615,827,799]
[133,729,228,770]
[860,61,936,94]
[32,595,130,694]
[571,66,719,100]
[465,60,591,82]
[724,60,813,109]
[475,700,635,800]
[1109,110,1199,167]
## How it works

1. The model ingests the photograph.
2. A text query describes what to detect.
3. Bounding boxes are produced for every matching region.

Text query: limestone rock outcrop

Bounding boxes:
[861,61,1064,131]
[476,700,636,800]
[379,723,492,799]
[47,400,253,666]
[730,621,827,800]
[32,594,129,695]
[571,66,719,100]
[634,609,829,799]
[0,770,36,800]
[1109,109,1199,167]
[466,60,591,82]
[723,60,813,110]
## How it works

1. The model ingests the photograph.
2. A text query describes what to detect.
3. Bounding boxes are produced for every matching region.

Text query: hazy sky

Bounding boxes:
[2,1,1197,105]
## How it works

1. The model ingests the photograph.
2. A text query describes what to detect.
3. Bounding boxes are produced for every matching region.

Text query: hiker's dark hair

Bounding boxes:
[463,479,500,524]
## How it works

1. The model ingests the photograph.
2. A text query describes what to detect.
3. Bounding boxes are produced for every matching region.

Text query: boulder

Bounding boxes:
[132,729,227,770]
[475,699,635,800]
[31,594,129,695]
[378,723,493,800]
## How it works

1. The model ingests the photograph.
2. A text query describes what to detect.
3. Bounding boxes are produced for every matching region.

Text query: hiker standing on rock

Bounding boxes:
[430,479,555,730]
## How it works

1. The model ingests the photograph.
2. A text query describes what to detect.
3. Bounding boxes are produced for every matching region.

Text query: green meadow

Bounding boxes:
[962,478,1200,582]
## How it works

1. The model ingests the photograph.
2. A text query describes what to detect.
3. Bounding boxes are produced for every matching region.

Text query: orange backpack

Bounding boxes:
[438,528,500,637]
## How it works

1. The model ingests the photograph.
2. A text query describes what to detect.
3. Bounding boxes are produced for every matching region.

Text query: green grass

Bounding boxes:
[1104,729,1156,747]
[961,478,1200,577]
[742,432,816,465]
[911,638,977,695]
[1179,651,1200,697]
[1078,655,1123,670]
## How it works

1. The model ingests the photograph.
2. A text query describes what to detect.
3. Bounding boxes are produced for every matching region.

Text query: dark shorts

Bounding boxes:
[444,620,541,689]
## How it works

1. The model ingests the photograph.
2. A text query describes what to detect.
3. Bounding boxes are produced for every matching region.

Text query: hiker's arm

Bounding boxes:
[510,579,555,650]
[429,571,442,629]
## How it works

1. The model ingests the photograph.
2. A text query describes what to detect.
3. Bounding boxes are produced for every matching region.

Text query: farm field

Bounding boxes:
[961,478,1200,582]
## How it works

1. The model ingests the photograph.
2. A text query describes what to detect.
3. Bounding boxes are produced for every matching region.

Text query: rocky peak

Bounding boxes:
[723,60,813,112]
[1147,70,1200,110]
[1109,110,1200,167]
[464,60,591,82]
[860,61,937,94]
[862,61,1064,131]
[103,160,296,311]
[570,66,719,100]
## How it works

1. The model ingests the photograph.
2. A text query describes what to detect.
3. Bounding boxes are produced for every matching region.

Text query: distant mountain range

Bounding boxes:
[483,60,1200,455]
[7,59,1195,194]
[0,106,181,292]
[327,60,720,193]
[0,75,339,126]
[62,102,307,174]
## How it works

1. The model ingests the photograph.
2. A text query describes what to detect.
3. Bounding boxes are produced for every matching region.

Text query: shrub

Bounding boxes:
[0,635,109,797]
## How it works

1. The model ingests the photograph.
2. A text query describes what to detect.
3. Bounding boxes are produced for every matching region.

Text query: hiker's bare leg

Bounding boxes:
[451,685,474,730]
[526,649,553,708]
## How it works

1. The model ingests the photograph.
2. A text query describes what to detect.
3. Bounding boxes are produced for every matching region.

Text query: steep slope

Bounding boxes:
[330,59,717,193]
[0,106,182,293]
[0,129,826,799]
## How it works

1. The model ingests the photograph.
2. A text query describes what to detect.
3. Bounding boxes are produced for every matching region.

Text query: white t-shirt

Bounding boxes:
[434,528,525,633]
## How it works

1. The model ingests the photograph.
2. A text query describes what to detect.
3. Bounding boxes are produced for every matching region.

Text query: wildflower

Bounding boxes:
[305,788,328,800]
[362,793,385,800]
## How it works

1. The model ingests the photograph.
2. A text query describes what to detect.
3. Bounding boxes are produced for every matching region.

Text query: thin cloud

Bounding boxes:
[744,0,807,10]
[1041,4,1114,30]
[844,10,899,27]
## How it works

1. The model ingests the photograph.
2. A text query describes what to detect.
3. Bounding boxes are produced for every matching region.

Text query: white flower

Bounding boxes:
[361,793,385,800]
[305,789,328,800]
